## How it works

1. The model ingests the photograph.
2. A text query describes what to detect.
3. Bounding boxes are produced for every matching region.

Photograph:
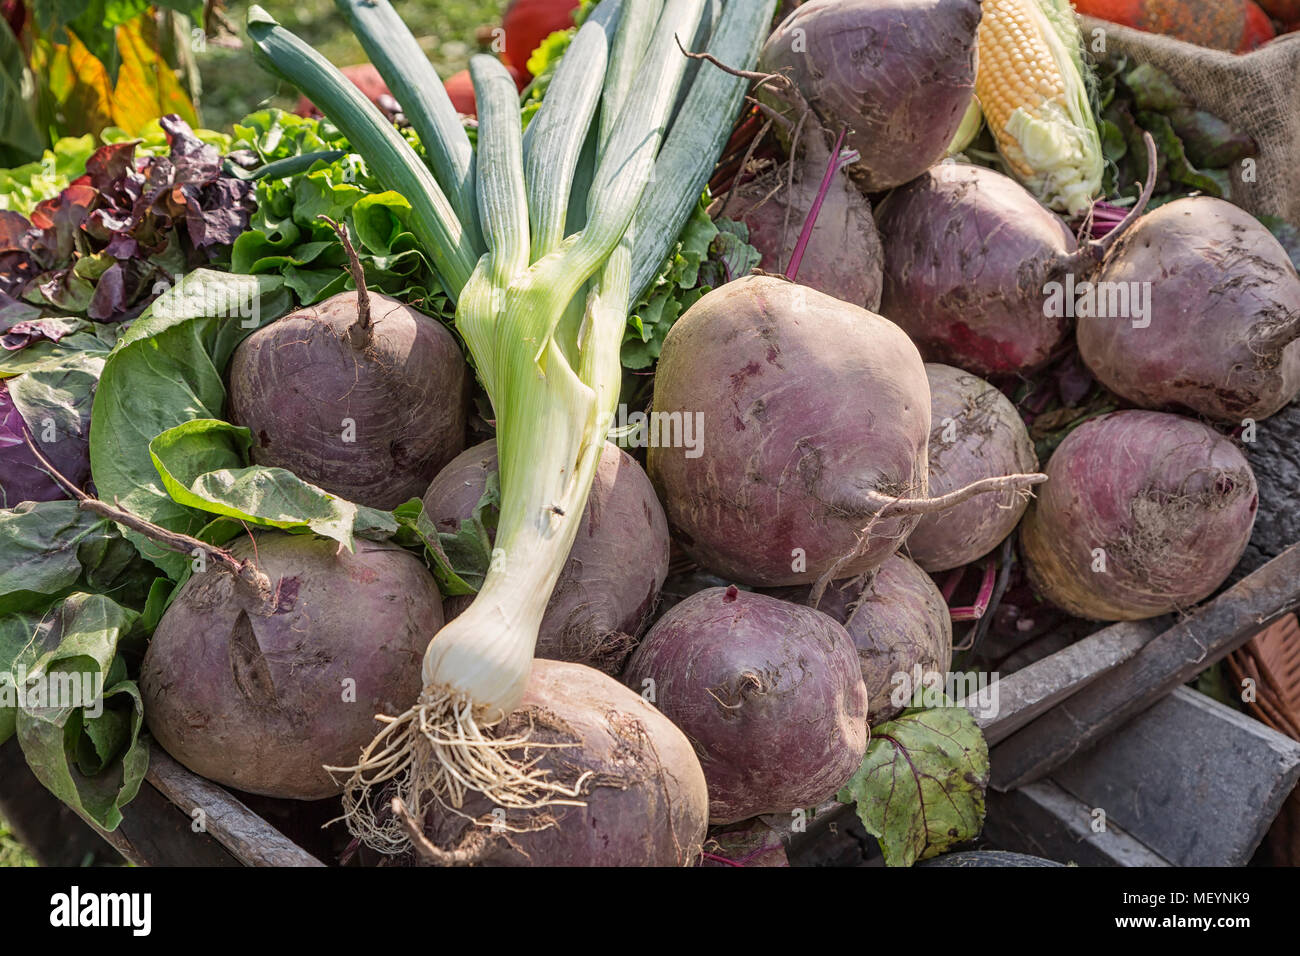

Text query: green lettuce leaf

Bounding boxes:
[0,326,118,379]
[88,269,294,579]
[147,418,397,551]
[0,135,96,215]
[0,500,153,617]
[229,110,449,317]
[2,593,146,832]
[623,195,759,371]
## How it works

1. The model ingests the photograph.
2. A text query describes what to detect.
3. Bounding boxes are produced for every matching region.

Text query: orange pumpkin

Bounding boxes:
[1072,0,1274,52]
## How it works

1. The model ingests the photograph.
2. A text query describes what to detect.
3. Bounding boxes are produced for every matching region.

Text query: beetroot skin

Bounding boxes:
[906,363,1038,571]
[810,553,953,725]
[228,291,468,510]
[422,440,670,674]
[760,0,982,192]
[141,533,442,799]
[875,162,1080,376]
[418,660,709,866]
[649,275,930,586]
[1077,197,1300,423]
[623,586,868,824]
[1021,411,1258,621]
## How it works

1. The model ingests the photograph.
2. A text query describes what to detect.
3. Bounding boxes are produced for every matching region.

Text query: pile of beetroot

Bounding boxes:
[426,0,1288,865]
[9,0,1299,870]
[147,0,1293,865]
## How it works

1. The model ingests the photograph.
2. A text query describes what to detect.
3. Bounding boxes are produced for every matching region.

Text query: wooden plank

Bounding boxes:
[0,736,238,866]
[1051,686,1300,867]
[145,743,326,867]
[87,781,244,867]
[984,781,1172,867]
[991,543,1300,790]
[961,619,1166,746]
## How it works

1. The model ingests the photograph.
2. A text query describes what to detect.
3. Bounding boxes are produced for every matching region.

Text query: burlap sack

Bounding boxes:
[1080,15,1300,223]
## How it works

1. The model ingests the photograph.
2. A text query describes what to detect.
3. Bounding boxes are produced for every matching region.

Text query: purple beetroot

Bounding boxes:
[1020,410,1257,621]
[623,586,869,824]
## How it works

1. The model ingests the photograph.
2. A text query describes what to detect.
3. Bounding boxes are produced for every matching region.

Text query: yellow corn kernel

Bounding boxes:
[975,0,1102,215]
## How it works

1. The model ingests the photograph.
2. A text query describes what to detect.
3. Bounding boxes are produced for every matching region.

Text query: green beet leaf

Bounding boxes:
[147,418,397,553]
[838,705,990,867]
[2,593,147,832]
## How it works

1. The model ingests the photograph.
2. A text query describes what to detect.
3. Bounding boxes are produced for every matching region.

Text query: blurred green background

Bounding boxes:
[198,0,501,131]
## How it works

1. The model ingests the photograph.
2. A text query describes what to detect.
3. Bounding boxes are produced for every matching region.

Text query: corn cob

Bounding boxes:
[975,0,1103,215]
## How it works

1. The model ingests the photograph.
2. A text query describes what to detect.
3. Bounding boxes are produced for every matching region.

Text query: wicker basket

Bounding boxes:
[1228,614,1300,865]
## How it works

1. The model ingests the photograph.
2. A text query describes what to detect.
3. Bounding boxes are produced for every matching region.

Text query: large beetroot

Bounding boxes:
[141,532,442,799]
[421,440,670,675]
[1021,411,1257,621]
[1077,197,1300,423]
[877,163,1073,375]
[623,586,868,824]
[906,364,1038,571]
[414,659,708,866]
[759,0,982,192]
[876,162,1118,376]
[228,286,467,510]
[648,275,1043,587]
[227,222,467,511]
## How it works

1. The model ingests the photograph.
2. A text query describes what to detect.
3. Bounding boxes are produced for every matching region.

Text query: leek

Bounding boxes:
[247,0,766,853]
[330,0,482,254]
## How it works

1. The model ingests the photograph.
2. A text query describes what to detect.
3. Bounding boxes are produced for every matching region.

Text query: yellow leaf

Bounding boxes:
[110,16,198,135]
[31,33,115,138]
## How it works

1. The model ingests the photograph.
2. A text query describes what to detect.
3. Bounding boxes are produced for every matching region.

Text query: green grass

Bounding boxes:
[197,0,504,133]
[0,814,37,868]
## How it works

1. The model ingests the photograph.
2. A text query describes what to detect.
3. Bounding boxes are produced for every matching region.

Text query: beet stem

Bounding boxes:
[21,430,274,612]
[318,214,373,348]
[940,566,966,603]
[785,125,850,283]
[1078,131,1159,266]
[949,560,997,622]
[700,851,744,867]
